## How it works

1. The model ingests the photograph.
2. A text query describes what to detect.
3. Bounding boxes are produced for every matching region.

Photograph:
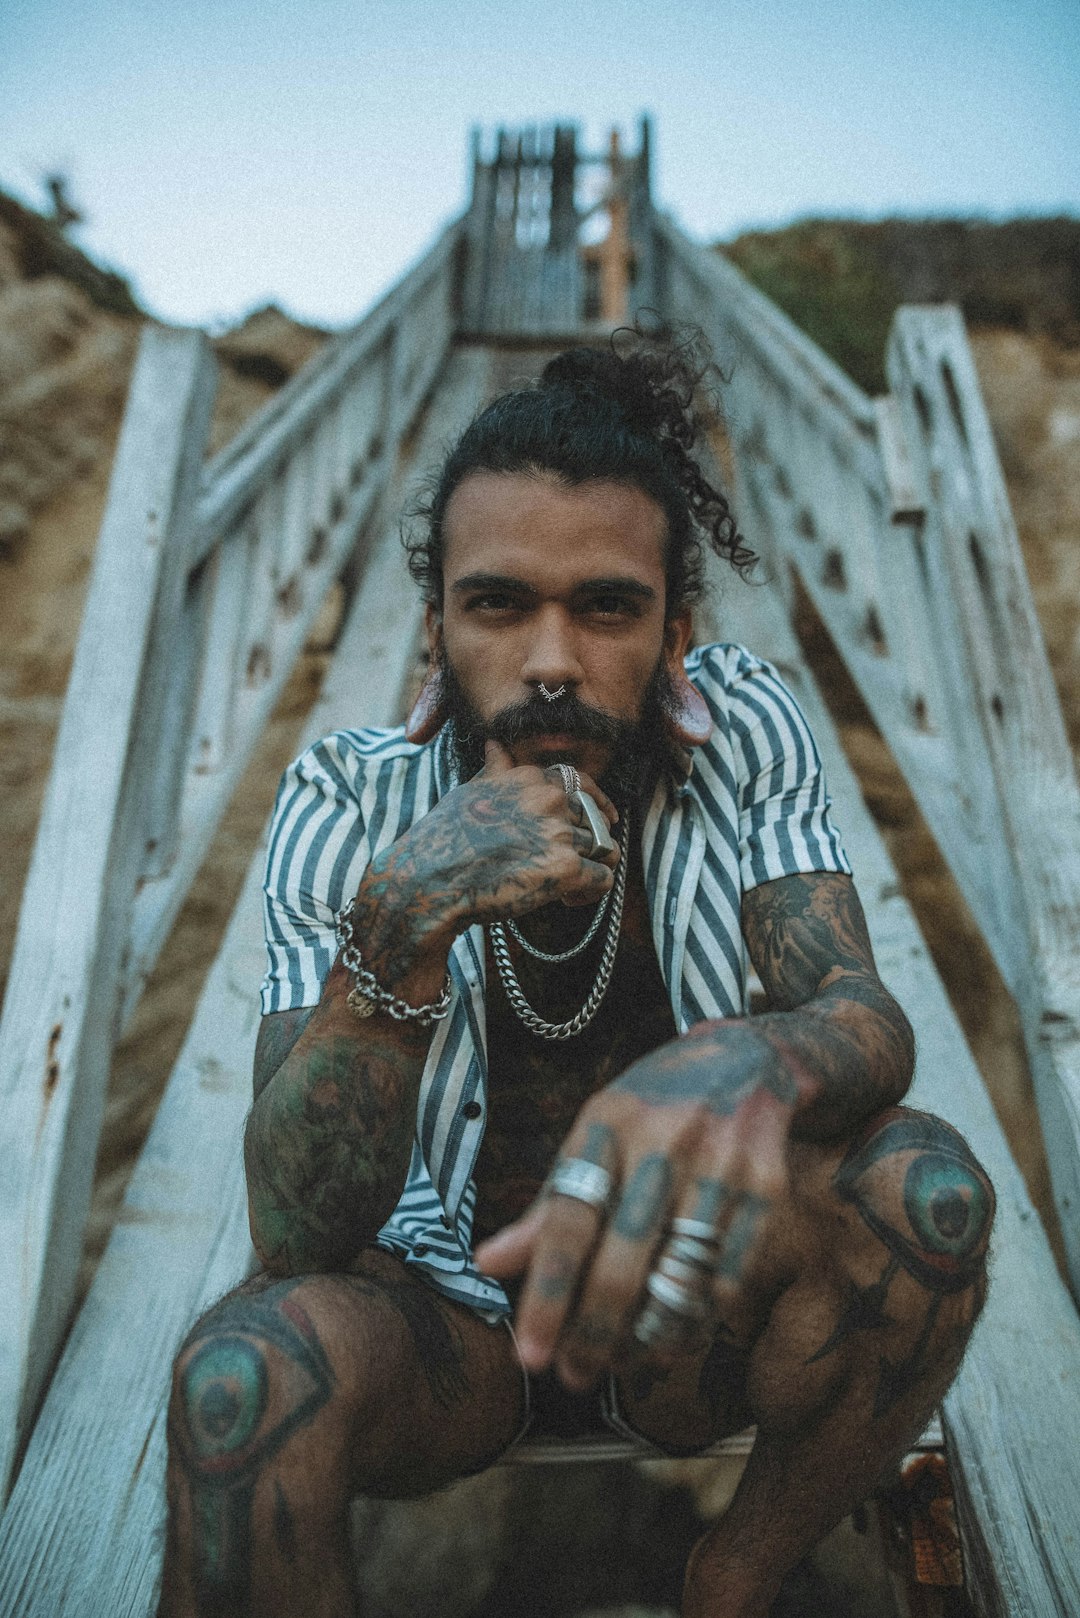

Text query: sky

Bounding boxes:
[3,0,1078,330]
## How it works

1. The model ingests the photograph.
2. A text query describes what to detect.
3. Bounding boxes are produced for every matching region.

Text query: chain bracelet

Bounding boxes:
[334,906,452,1026]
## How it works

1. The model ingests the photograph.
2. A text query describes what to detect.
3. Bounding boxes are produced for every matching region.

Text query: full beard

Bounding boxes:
[435,651,681,811]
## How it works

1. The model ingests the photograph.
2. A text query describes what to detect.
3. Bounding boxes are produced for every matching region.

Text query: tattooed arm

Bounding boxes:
[738,869,914,1140]
[245,741,618,1275]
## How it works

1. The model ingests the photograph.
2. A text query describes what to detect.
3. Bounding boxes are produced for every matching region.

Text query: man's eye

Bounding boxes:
[468,593,517,612]
[586,595,638,618]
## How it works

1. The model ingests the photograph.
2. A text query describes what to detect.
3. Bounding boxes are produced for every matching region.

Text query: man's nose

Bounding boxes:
[520,607,583,693]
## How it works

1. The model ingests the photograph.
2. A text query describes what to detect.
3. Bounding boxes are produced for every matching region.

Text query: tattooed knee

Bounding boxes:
[835,1107,995,1291]
[176,1331,270,1474]
[168,1281,337,1601]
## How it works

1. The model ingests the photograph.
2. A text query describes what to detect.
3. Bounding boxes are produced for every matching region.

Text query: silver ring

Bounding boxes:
[554,762,581,798]
[655,1252,707,1290]
[664,1232,719,1271]
[633,1289,704,1348]
[547,1157,612,1210]
[670,1216,720,1242]
[645,1270,709,1320]
[568,790,616,858]
[538,683,567,702]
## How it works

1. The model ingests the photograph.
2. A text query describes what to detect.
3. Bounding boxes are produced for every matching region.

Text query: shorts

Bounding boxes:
[497,1318,717,1461]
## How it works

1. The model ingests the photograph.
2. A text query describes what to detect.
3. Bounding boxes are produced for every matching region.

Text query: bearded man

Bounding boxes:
[159,340,994,1618]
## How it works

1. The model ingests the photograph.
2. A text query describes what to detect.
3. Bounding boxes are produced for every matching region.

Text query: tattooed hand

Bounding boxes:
[353,739,620,999]
[474,873,914,1391]
[474,1020,797,1389]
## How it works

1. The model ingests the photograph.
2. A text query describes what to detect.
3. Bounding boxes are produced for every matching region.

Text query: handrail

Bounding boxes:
[196,217,466,562]
[650,211,1080,1299]
[0,218,464,1502]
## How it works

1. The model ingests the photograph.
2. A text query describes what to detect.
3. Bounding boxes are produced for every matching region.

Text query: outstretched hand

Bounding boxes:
[474,1020,798,1390]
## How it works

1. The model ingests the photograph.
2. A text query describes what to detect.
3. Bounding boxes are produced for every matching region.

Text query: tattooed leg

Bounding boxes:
[158,1250,523,1618]
[681,1107,994,1618]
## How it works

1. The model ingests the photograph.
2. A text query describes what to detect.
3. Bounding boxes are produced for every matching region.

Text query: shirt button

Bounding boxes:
[414,1243,430,1257]
[462,1101,482,1120]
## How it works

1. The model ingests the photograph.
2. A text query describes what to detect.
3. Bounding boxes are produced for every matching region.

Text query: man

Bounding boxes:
[159,341,994,1618]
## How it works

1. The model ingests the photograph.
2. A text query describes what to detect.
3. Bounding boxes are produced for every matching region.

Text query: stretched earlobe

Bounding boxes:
[668,674,713,747]
[405,672,447,743]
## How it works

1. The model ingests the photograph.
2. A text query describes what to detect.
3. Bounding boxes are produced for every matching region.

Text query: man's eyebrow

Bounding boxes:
[450,572,532,595]
[449,573,657,601]
[574,576,656,602]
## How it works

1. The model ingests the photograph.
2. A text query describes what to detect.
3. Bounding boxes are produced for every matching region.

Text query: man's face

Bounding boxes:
[430,470,692,801]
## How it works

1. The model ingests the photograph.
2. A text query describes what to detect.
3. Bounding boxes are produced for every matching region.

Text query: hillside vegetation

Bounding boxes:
[718,215,1080,393]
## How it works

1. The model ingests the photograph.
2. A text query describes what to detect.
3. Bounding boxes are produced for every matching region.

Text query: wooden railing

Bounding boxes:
[462,119,655,336]
[652,212,1080,1302]
[0,215,465,1498]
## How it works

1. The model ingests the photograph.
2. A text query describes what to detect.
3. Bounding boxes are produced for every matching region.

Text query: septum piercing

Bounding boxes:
[538,683,567,702]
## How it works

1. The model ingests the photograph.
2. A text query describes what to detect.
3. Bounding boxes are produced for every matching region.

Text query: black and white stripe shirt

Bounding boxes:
[260,643,850,1320]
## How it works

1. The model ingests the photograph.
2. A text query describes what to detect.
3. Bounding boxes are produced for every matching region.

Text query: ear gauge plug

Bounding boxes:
[405,674,447,743]
[668,676,713,747]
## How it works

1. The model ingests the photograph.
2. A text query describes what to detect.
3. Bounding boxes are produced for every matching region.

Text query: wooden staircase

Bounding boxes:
[1,121,1079,1615]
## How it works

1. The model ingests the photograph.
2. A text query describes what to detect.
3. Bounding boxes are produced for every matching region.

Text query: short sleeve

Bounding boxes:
[259,734,368,1015]
[725,656,851,892]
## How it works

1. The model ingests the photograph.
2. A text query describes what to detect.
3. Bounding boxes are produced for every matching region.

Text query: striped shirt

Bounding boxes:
[260,643,850,1321]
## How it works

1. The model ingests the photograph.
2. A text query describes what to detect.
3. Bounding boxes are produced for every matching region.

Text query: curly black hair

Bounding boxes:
[403,323,755,617]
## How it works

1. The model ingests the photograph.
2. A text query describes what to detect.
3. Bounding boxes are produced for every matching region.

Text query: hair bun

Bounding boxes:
[539,345,667,435]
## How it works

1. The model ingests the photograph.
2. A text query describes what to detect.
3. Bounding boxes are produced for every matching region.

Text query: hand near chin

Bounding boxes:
[364,739,622,939]
[474,1025,797,1391]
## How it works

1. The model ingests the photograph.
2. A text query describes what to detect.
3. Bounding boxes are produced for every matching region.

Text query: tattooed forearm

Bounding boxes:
[245,975,430,1273]
[253,1006,316,1101]
[743,871,914,1139]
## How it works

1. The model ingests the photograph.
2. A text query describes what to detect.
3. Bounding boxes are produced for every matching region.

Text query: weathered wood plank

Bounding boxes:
[888,306,1080,1300]
[117,239,459,1029]
[0,348,492,1616]
[0,215,464,1511]
[194,217,465,564]
[655,214,1030,1001]
[702,573,1080,1617]
[0,326,218,1502]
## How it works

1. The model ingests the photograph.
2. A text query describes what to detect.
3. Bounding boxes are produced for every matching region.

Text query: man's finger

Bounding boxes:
[711,1114,787,1298]
[553,1148,675,1389]
[474,1204,544,1279]
[514,1198,602,1371]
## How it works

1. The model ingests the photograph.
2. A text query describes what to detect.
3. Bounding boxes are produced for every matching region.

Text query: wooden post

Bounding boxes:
[888,305,1080,1297]
[599,128,631,325]
[0,325,217,1502]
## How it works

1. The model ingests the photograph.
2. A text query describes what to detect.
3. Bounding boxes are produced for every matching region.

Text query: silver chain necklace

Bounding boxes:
[505,889,611,962]
[488,810,630,1041]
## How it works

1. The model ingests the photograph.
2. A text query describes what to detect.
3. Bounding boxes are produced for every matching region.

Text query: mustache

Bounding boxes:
[484,692,625,749]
